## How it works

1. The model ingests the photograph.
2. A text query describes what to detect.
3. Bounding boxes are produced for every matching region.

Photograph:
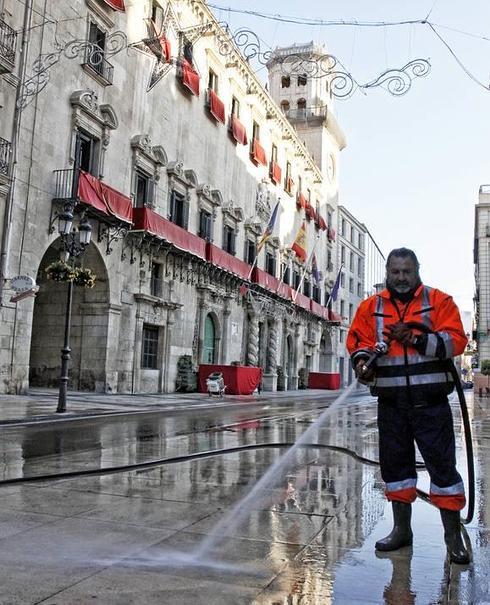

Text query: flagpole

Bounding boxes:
[246,252,259,281]
[325,263,344,309]
[292,234,320,303]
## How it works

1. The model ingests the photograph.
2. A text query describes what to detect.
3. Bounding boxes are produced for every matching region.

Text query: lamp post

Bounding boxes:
[56,208,92,413]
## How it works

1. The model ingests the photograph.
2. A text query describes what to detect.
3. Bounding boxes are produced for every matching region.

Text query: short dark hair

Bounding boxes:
[386,248,420,270]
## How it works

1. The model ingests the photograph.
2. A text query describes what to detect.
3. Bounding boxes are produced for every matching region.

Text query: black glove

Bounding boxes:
[354,358,376,385]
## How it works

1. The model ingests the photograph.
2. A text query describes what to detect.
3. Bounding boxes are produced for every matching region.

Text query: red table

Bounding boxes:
[198,364,263,395]
[308,372,341,390]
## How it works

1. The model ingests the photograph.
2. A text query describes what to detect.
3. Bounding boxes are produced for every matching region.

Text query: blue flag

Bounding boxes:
[330,266,342,302]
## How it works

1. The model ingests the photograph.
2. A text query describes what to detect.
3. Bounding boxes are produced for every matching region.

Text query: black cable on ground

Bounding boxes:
[0,441,426,487]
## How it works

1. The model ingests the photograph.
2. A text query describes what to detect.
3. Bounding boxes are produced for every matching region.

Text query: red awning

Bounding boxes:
[293,291,310,311]
[181,60,200,96]
[102,0,125,10]
[251,139,267,166]
[77,171,133,223]
[206,243,251,280]
[286,178,295,196]
[230,117,248,145]
[132,207,206,260]
[318,216,327,231]
[208,90,225,123]
[327,227,336,242]
[270,161,282,185]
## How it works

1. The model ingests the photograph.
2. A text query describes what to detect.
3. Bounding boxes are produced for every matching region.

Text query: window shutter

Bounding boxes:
[183,196,190,230]
[147,178,155,207]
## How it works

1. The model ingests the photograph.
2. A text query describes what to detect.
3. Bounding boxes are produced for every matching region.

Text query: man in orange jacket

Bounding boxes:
[347,247,469,564]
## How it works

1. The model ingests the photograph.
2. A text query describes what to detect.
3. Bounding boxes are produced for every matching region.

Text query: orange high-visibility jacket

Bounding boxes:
[346,284,467,401]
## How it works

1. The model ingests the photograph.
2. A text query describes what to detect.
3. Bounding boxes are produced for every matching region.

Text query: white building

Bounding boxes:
[0,0,348,394]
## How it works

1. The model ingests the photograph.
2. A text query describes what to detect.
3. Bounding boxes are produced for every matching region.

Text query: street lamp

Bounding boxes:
[56,209,92,413]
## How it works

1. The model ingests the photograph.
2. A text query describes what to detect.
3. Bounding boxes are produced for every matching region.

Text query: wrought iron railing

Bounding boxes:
[82,45,114,85]
[53,168,80,199]
[0,137,11,176]
[0,19,16,67]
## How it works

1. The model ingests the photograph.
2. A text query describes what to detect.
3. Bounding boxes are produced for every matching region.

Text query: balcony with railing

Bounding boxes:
[0,137,11,180]
[284,105,327,122]
[0,19,16,73]
[81,45,114,86]
[53,168,132,225]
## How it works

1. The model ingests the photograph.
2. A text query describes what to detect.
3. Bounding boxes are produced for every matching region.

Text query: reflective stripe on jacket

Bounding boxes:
[346,284,467,402]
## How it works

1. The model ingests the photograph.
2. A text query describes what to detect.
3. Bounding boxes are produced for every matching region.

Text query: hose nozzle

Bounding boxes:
[362,341,389,373]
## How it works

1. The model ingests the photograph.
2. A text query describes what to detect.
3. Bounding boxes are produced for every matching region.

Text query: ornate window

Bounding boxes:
[70,90,118,179]
[130,135,166,209]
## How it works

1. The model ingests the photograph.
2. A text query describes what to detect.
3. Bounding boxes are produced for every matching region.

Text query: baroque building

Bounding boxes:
[0,0,346,394]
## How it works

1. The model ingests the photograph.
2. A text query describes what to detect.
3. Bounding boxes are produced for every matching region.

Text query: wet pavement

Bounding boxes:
[0,387,486,603]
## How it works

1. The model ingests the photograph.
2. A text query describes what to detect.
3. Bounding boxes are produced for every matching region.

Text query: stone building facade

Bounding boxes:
[0,0,349,394]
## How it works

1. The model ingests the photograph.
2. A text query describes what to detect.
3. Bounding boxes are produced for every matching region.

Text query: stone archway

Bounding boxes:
[29,240,110,391]
[319,331,334,372]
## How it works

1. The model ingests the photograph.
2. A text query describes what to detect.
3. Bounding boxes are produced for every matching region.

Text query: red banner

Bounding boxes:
[297,193,307,209]
[230,117,248,145]
[102,0,125,10]
[270,161,282,185]
[132,207,206,259]
[77,171,133,223]
[181,60,200,96]
[208,90,225,123]
[251,139,267,166]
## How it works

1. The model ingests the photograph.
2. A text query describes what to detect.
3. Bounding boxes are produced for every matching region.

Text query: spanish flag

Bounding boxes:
[291,221,307,262]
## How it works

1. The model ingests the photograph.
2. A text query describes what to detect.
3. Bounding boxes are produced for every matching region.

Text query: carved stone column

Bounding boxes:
[220,303,231,364]
[290,323,301,390]
[246,312,259,366]
[262,319,278,391]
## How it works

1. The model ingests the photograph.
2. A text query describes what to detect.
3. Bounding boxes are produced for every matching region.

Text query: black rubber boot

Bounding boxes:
[375,501,413,552]
[440,509,470,565]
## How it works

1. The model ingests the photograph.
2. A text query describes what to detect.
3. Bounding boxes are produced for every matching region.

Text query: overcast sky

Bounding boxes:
[208,0,490,313]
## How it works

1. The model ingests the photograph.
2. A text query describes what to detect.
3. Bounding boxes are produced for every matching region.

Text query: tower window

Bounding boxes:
[297,74,307,86]
[281,76,291,88]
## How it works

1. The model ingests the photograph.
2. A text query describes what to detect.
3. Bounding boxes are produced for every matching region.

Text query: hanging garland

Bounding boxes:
[45,262,96,288]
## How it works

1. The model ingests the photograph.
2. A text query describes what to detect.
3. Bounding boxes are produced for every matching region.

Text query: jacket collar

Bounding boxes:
[378,283,424,300]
